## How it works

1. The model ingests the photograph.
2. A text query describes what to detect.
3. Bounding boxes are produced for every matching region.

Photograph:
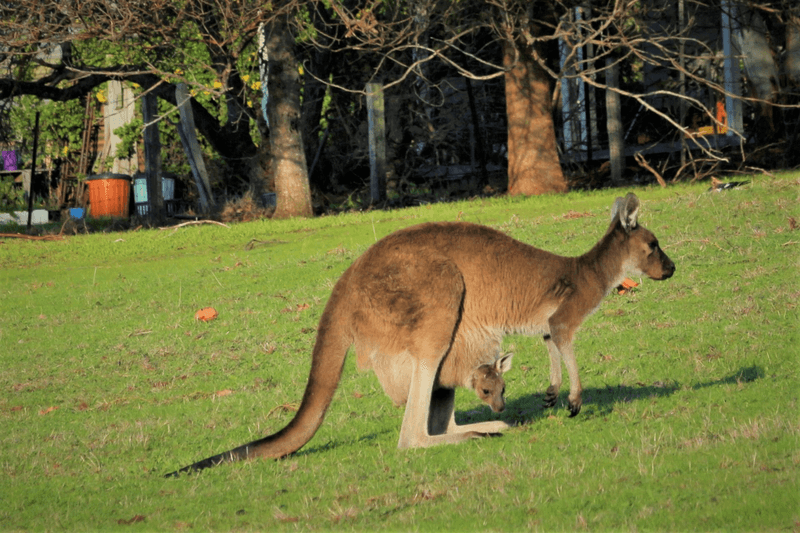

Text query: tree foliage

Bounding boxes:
[1,0,798,215]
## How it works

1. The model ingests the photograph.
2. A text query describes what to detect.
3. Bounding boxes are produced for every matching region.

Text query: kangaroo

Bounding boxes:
[166,193,674,476]
[469,353,513,414]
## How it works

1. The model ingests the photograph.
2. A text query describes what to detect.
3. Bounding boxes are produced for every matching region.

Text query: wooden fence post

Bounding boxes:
[141,92,164,219]
[366,83,386,204]
[605,57,624,185]
[176,83,214,213]
[25,111,40,230]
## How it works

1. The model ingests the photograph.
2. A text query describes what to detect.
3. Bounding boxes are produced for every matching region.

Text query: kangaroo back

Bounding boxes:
[166,272,354,476]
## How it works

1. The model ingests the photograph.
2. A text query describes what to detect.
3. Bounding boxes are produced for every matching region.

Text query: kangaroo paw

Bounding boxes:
[543,385,559,408]
[567,398,582,417]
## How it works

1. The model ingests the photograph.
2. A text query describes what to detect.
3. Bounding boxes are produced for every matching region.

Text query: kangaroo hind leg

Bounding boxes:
[394,258,495,448]
[430,388,508,436]
[395,299,474,449]
[399,340,509,448]
[437,385,509,435]
[399,356,503,449]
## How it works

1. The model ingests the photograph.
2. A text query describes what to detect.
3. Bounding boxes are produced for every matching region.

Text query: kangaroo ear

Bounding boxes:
[470,368,481,388]
[495,352,513,374]
[613,193,640,233]
[611,197,624,222]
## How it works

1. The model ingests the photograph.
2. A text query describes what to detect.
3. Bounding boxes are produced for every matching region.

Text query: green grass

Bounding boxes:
[1,174,798,531]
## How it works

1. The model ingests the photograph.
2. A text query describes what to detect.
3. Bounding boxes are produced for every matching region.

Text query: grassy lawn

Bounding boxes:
[1,173,798,531]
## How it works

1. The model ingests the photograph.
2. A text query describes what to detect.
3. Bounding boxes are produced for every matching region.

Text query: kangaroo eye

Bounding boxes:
[482,389,490,395]
[649,241,659,250]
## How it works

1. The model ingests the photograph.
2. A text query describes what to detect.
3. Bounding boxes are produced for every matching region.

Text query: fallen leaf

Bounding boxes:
[195,307,218,321]
[617,277,639,295]
[39,406,58,415]
[215,389,233,398]
[117,515,146,525]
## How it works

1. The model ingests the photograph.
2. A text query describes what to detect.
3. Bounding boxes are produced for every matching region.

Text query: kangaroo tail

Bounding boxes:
[165,287,352,477]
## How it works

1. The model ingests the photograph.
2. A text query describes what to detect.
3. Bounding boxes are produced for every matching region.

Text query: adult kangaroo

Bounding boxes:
[166,193,674,476]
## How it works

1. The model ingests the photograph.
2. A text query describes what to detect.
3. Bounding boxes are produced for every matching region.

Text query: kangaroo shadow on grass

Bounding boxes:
[456,365,765,426]
[294,366,764,457]
[296,430,393,458]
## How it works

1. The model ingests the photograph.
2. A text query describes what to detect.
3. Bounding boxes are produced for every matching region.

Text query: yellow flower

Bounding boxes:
[96,90,106,103]
[213,80,223,89]
[174,68,183,75]
[250,81,261,91]
[298,64,304,76]
[247,99,253,107]
[190,89,198,97]
[242,74,250,83]
[62,145,69,156]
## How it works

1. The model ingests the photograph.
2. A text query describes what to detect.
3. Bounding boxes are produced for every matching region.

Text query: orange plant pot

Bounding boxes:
[87,174,131,218]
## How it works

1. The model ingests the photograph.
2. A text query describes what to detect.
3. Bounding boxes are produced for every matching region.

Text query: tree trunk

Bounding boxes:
[503,39,568,196]
[265,15,313,219]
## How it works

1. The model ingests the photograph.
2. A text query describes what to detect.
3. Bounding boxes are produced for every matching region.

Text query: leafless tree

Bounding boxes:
[296,0,800,191]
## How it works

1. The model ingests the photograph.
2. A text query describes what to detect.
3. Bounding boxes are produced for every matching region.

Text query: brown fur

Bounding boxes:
[166,193,674,476]
[470,353,513,413]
